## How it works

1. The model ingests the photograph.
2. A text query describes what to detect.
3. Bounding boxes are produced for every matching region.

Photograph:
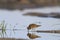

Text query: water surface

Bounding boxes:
[0,6,60,40]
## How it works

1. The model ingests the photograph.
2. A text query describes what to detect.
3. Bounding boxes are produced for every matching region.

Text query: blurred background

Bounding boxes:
[0,0,60,40]
[0,0,60,10]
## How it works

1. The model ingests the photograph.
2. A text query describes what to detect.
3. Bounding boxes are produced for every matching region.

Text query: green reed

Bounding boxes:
[0,20,7,37]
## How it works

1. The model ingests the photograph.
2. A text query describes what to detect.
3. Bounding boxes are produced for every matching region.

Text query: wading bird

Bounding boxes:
[27,24,41,32]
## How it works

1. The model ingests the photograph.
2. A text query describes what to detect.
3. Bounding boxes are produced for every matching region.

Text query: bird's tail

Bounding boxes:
[37,25,41,27]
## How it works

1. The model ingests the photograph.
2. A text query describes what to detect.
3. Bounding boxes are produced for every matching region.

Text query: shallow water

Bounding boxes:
[0,6,60,40]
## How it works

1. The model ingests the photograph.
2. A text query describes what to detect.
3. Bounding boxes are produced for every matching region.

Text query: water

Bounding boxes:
[0,6,60,40]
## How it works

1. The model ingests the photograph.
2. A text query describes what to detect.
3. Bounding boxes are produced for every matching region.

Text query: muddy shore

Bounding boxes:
[36,30,60,34]
[23,12,60,18]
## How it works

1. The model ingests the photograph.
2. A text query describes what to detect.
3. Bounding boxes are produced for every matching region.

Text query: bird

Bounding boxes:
[27,33,41,39]
[27,24,41,32]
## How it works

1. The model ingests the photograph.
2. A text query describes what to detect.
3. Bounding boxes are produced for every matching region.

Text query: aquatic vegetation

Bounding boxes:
[0,20,7,37]
[0,20,18,37]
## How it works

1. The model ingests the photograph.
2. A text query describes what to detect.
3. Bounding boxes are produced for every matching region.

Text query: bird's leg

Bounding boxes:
[32,28,34,32]
[31,38,34,40]
[34,28,35,32]
[27,29,29,33]
[30,39,33,40]
[28,30,29,33]
[32,28,35,32]
[32,28,36,35]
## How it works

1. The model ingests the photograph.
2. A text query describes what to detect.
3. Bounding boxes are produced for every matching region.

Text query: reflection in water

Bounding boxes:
[0,20,17,38]
[0,20,60,40]
[27,33,41,39]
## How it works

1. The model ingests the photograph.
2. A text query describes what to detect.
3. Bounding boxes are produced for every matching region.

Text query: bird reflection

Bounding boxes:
[27,33,41,39]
